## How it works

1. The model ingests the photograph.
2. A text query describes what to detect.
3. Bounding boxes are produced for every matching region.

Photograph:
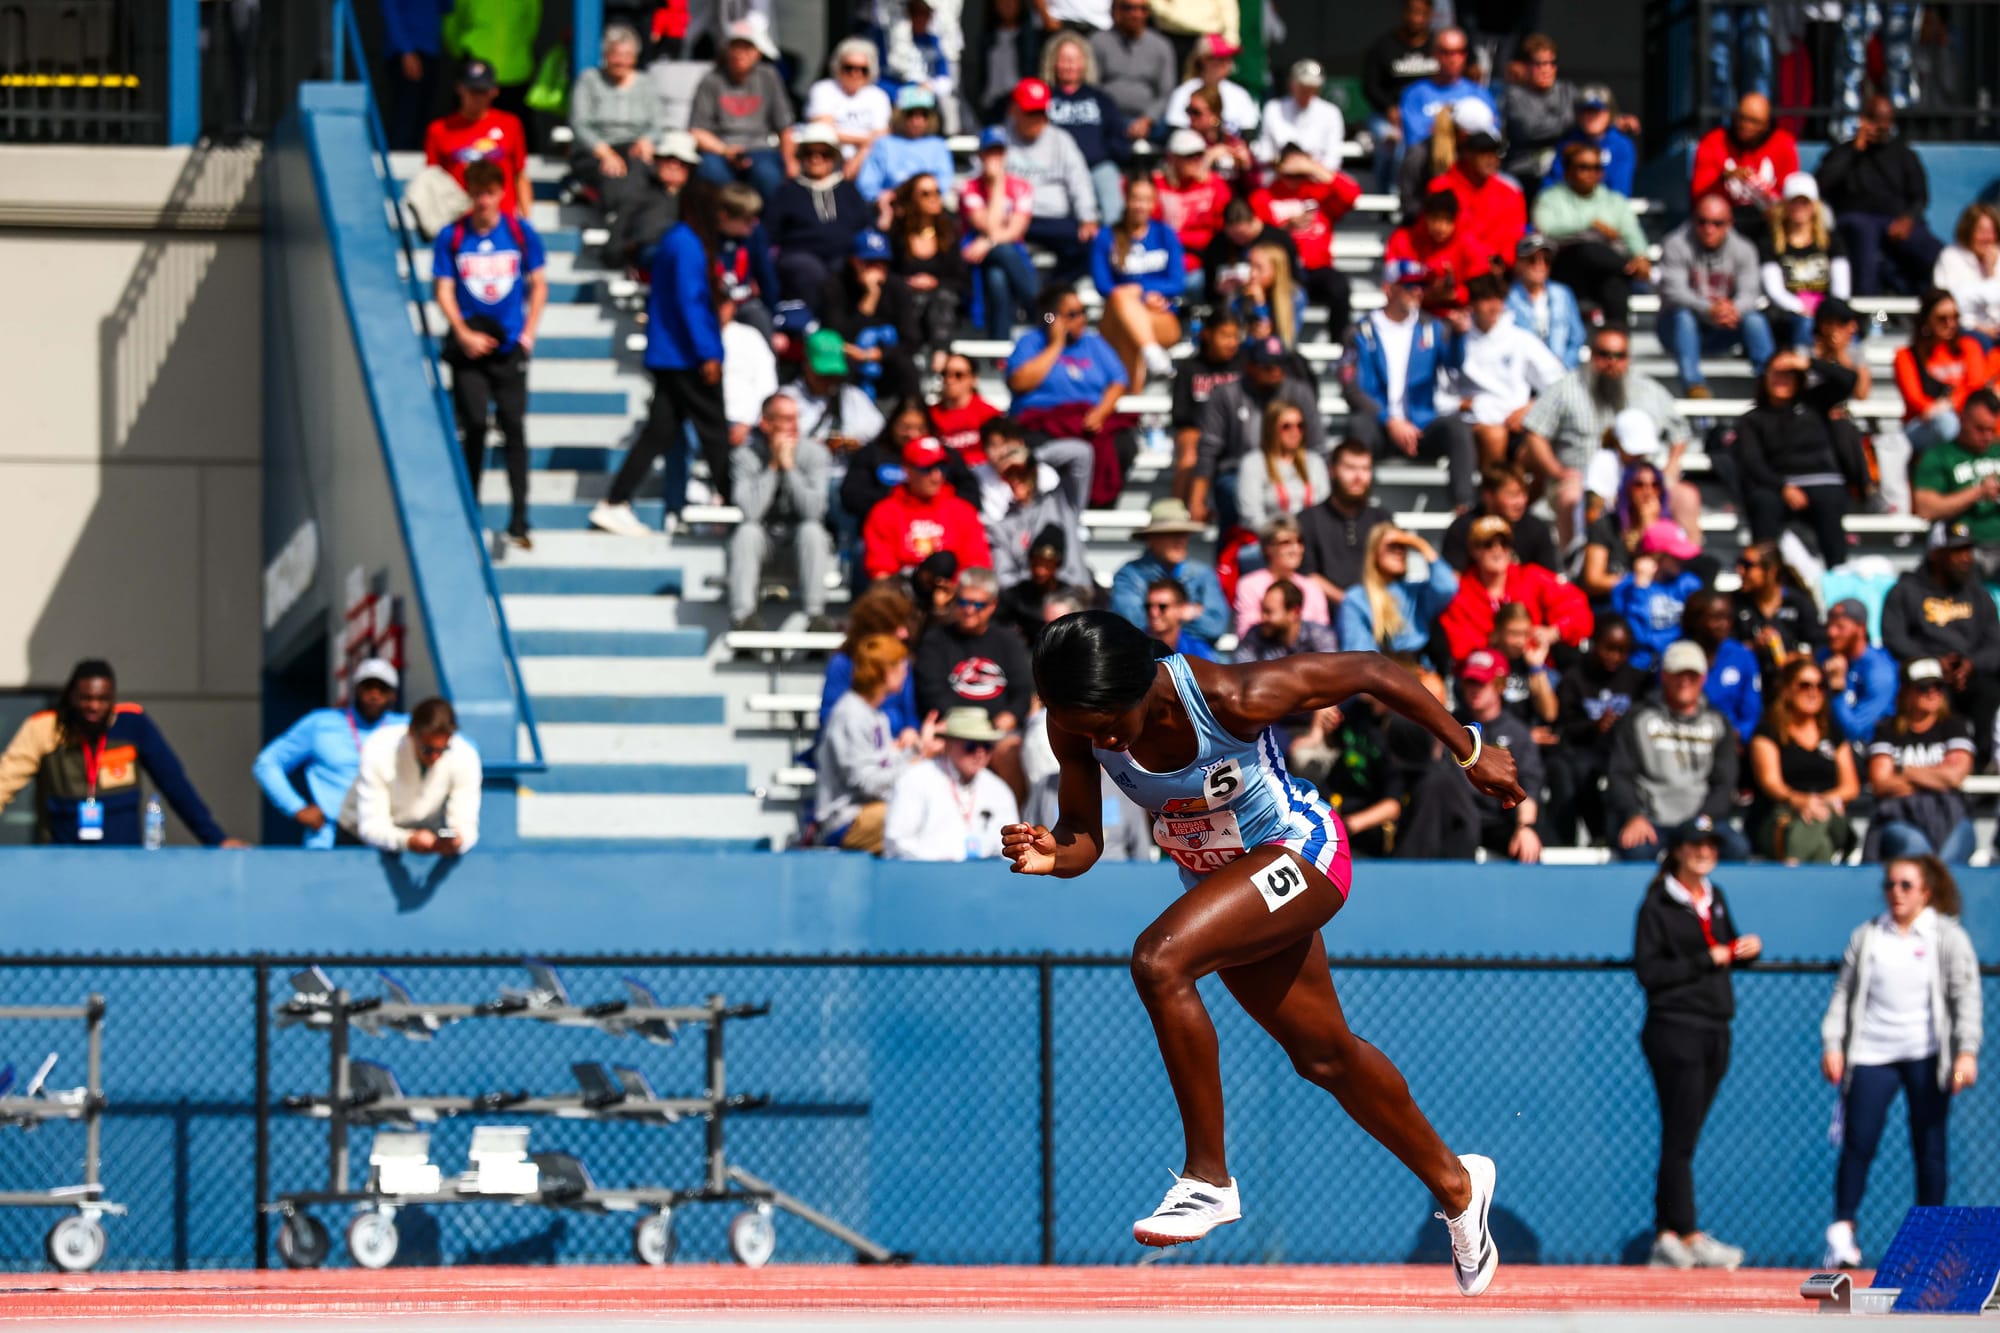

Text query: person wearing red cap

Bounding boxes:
[1002,77,1101,286]
[862,437,994,580]
[1455,648,1544,862]
[1161,35,1259,138]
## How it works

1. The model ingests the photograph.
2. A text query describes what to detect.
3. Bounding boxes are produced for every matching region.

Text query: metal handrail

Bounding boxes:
[327,0,545,772]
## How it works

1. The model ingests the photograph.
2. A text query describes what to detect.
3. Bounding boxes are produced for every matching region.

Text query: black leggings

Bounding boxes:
[1551,239,1633,323]
[1642,1018,1731,1236]
[607,367,732,508]
[1745,481,1849,566]
[448,345,530,536]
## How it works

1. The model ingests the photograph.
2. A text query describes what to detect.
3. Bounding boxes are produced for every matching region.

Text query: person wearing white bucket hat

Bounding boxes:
[882,707,1020,861]
[1110,499,1230,651]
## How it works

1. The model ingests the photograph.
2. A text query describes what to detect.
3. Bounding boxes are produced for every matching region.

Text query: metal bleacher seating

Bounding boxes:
[391,125,1969,855]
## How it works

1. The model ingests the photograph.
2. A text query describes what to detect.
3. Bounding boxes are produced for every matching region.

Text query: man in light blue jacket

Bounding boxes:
[1111,499,1230,650]
[252,660,409,848]
[1506,233,1588,368]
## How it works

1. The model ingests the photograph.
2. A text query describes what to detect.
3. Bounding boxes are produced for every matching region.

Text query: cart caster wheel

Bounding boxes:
[346,1211,400,1270]
[728,1207,775,1268]
[276,1213,329,1270]
[632,1211,677,1266]
[45,1215,106,1273]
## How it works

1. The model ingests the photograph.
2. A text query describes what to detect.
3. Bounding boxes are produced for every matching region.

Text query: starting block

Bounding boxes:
[1803,1207,2000,1315]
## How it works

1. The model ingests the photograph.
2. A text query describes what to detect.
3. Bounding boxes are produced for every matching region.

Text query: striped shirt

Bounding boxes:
[1521,367,1691,474]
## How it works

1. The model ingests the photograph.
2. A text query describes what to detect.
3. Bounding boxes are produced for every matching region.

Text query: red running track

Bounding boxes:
[0,1264,1823,1320]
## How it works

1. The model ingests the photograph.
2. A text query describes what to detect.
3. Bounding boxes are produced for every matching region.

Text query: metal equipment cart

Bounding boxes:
[268,966,901,1270]
[0,996,126,1272]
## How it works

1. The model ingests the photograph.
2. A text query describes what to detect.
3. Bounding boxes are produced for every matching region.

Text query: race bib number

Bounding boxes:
[1153,809,1247,874]
[1250,855,1307,913]
[1202,760,1244,807]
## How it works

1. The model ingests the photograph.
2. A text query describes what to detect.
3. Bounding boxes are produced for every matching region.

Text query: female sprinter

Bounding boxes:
[1003,610,1523,1294]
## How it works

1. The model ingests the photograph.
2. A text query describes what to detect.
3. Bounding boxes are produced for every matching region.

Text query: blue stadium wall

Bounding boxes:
[0,849,1992,1271]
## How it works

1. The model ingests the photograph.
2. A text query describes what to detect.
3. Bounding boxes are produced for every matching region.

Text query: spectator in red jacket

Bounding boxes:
[1385,189,1494,313]
[1428,126,1527,265]
[1153,127,1235,268]
[424,59,533,217]
[1250,145,1361,336]
[1440,514,1594,664]
[1691,92,1798,244]
[863,436,994,579]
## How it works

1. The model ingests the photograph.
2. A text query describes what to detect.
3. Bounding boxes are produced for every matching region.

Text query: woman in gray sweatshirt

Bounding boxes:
[815,634,938,852]
[1818,854,1982,1270]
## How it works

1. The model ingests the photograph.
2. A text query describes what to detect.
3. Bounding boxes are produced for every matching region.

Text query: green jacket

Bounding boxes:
[1532,184,1648,260]
[443,0,542,86]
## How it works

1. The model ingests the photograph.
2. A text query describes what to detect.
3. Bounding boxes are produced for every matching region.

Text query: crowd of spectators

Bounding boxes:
[388,1,2000,868]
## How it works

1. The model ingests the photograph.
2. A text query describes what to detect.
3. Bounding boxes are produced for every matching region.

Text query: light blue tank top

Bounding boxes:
[1093,655,1337,885]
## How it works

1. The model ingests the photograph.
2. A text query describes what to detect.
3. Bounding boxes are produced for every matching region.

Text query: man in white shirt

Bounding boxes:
[1255,60,1345,171]
[720,296,778,447]
[340,698,483,854]
[883,707,1020,861]
[1450,272,1568,471]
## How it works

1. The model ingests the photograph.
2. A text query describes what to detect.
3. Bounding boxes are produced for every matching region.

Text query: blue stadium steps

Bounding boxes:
[391,156,811,849]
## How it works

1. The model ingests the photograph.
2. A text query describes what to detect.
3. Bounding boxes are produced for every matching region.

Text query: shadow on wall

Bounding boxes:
[21,146,264,839]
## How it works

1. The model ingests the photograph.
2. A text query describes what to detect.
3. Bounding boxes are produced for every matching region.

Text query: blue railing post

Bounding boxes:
[574,0,603,86]
[166,0,200,145]
[331,0,352,82]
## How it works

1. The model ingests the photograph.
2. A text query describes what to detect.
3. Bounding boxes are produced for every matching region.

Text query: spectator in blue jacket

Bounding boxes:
[380,0,451,151]
[1682,589,1764,744]
[1611,521,1709,671]
[590,181,746,537]
[1825,597,1899,743]
[1342,260,1477,507]
[1092,174,1186,391]
[1337,524,1459,658]
[1042,33,1132,227]
[0,659,244,847]
[253,660,410,848]
[766,123,874,309]
[1543,85,1638,197]
[1507,233,1588,367]
[1112,499,1230,649]
[856,87,957,217]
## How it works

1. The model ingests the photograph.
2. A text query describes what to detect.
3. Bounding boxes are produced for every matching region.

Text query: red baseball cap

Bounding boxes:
[1012,78,1052,113]
[903,436,948,469]
[1459,649,1508,686]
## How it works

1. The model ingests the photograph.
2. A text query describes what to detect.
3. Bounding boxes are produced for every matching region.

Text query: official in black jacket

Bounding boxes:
[1633,816,1763,1269]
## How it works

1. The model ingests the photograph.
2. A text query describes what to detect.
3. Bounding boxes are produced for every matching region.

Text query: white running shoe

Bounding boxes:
[1823,1220,1863,1269]
[1142,343,1175,380]
[1649,1233,1696,1268]
[1131,1171,1241,1247]
[588,501,652,538]
[1436,1154,1499,1296]
[1689,1232,1744,1270]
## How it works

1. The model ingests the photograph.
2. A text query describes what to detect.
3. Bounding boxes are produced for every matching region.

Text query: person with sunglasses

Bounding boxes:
[1543,84,1637,197]
[1818,854,1981,1270]
[1893,288,1992,456]
[1607,644,1751,863]
[1731,540,1826,692]
[1658,194,1775,397]
[1143,577,1220,662]
[913,568,1034,795]
[339,697,482,855]
[861,436,992,580]
[1531,144,1650,325]
[1749,656,1860,862]
[1396,26,1493,158]
[883,707,1022,861]
[1690,92,1798,245]
[804,38,893,164]
[1881,521,2000,768]
[766,124,872,309]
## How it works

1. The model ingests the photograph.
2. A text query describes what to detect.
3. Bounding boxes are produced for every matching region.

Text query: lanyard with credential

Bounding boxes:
[80,737,107,798]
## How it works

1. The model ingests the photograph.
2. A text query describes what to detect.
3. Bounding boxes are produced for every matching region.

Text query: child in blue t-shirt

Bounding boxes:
[432,160,547,546]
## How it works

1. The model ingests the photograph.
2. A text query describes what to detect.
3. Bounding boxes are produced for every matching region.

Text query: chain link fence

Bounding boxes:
[0,955,1991,1271]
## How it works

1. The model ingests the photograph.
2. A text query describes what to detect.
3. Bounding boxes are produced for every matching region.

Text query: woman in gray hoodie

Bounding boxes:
[1818,854,1982,1270]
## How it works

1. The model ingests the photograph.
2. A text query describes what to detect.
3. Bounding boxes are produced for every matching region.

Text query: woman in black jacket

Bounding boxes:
[1727,350,1854,565]
[1633,816,1763,1271]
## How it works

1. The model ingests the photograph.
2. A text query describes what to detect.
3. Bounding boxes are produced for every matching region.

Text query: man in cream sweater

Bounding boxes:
[340,697,483,854]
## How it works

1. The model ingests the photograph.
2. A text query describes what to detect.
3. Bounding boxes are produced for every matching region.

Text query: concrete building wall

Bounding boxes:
[0,146,264,843]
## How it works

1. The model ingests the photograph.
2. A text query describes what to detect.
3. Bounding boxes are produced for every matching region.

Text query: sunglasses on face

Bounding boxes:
[1885,877,1925,893]
[955,597,995,611]
[1529,57,1557,66]
[1591,347,1629,361]
[1060,307,1087,319]
[1793,678,1825,692]
[1146,600,1179,613]
[1474,537,1511,550]
[915,187,940,199]
[1736,558,1766,571]
[1277,420,1304,432]
[841,63,870,74]
[1572,162,1603,173]
[943,367,973,379]
[959,739,994,753]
